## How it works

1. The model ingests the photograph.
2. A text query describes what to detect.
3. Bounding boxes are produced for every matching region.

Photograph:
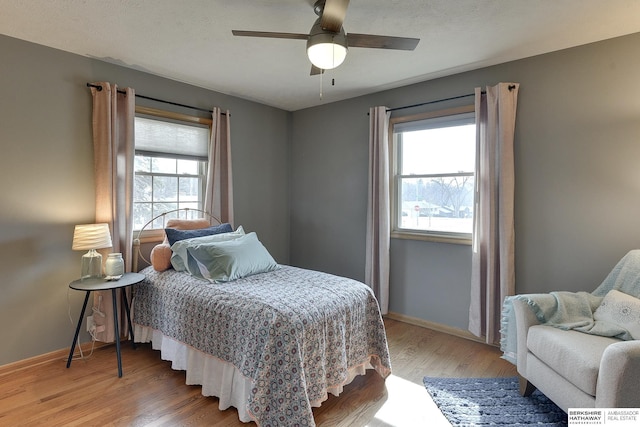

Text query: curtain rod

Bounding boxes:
[86,83,225,115]
[384,84,516,113]
[387,92,474,113]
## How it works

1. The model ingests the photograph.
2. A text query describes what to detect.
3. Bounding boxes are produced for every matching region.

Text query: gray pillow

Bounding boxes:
[185,232,279,282]
[170,226,245,271]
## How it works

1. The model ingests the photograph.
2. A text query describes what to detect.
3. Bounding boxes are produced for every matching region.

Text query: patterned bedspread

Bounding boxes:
[132,265,391,426]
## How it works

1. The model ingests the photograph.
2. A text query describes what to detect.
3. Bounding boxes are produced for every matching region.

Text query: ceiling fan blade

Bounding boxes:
[320,0,349,33]
[310,65,324,76]
[347,33,420,50]
[232,30,308,41]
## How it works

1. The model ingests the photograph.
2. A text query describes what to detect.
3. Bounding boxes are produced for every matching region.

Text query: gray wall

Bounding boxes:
[3,30,640,365]
[0,35,290,365]
[291,33,640,330]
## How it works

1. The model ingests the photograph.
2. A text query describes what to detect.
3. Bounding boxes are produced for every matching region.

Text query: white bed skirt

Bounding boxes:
[134,324,370,423]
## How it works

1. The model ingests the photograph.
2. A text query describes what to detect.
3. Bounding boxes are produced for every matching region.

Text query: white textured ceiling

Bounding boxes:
[2,0,640,111]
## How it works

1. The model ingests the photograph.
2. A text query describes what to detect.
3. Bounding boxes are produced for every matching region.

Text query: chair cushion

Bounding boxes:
[527,325,621,396]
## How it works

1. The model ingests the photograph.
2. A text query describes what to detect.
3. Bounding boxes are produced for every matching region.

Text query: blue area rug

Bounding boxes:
[423,376,568,426]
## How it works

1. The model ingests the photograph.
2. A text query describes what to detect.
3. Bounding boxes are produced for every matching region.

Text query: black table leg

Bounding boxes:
[67,291,91,368]
[112,288,122,378]
[121,288,136,349]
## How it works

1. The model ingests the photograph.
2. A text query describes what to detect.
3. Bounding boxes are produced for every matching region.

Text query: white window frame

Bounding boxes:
[389,104,475,245]
[133,106,212,241]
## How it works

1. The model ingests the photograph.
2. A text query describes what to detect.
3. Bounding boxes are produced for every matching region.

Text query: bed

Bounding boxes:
[131,211,391,426]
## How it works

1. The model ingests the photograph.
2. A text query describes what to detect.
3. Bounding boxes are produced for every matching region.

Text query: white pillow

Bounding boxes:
[593,289,640,340]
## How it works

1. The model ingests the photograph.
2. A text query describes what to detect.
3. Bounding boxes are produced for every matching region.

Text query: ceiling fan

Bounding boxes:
[232,0,420,75]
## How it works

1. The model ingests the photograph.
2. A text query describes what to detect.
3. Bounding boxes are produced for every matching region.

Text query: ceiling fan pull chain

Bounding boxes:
[320,68,323,100]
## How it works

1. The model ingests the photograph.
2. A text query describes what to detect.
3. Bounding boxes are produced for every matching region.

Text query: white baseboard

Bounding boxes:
[384,311,491,346]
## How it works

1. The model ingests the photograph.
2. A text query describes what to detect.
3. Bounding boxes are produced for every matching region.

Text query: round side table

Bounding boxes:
[66,272,144,377]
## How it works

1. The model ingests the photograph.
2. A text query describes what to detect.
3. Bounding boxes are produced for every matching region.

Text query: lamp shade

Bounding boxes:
[306,19,348,70]
[72,223,113,251]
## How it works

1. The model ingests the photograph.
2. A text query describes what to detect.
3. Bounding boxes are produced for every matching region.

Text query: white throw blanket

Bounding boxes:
[500,249,640,364]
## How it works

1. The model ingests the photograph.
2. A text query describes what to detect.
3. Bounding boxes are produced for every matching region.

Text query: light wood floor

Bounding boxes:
[0,318,516,426]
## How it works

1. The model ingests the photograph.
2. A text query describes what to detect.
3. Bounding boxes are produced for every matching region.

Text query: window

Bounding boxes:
[133,108,211,232]
[390,105,475,243]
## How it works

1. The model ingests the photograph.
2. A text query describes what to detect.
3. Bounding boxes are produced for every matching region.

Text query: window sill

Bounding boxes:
[390,231,472,245]
[134,229,165,245]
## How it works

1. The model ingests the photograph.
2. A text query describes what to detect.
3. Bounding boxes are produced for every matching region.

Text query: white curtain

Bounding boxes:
[204,107,234,226]
[365,106,391,314]
[90,82,135,343]
[469,83,520,344]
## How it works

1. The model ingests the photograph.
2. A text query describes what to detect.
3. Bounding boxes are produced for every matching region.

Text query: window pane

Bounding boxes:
[135,155,151,173]
[178,202,200,215]
[399,176,474,234]
[134,175,152,202]
[152,157,177,174]
[179,177,200,202]
[152,203,178,229]
[133,203,152,231]
[177,159,200,175]
[153,176,178,201]
[401,124,475,175]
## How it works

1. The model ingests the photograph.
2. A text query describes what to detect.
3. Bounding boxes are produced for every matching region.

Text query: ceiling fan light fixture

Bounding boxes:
[307,40,347,70]
[232,1,420,76]
[306,18,348,70]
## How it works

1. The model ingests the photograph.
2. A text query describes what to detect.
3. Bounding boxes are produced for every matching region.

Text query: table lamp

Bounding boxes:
[72,223,113,280]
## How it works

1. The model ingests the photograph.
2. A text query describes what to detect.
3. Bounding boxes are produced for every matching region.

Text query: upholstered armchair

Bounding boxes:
[507,250,640,412]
